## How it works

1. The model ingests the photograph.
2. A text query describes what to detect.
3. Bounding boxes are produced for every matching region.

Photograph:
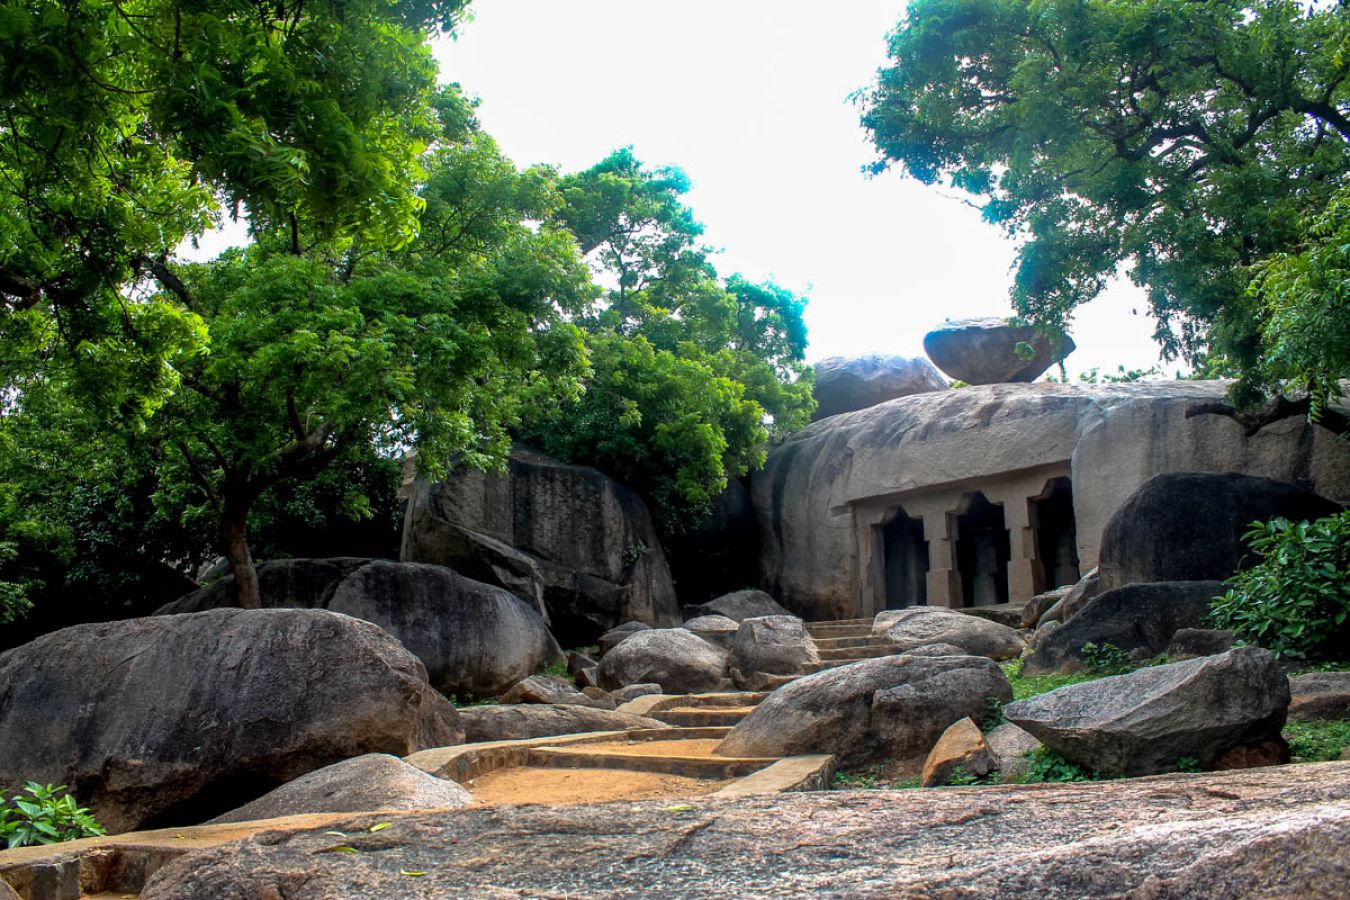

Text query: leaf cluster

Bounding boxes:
[0,782,106,848]
[1209,512,1350,660]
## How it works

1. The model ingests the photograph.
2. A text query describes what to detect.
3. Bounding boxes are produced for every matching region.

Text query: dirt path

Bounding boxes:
[466,766,729,805]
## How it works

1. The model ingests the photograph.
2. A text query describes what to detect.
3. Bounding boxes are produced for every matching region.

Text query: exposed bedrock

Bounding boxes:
[142,763,1350,899]
[401,446,680,645]
[753,382,1349,620]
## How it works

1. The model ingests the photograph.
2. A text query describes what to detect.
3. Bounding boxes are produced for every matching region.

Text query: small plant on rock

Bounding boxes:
[1016,748,1097,784]
[1080,641,1134,675]
[830,771,879,790]
[0,783,106,848]
[1210,513,1350,660]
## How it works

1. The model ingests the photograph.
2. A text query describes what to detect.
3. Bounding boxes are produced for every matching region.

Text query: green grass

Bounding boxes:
[1000,660,1104,701]
[1284,719,1350,762]
[830,771,879,789]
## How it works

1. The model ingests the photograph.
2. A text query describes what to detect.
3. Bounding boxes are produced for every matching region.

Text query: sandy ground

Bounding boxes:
[549,738,726,758]
[465,767,729,806]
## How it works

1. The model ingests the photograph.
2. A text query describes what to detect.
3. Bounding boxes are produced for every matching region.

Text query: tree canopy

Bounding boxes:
[0,0,470,417]
[857,0,1350,408]
[521,149,815,531]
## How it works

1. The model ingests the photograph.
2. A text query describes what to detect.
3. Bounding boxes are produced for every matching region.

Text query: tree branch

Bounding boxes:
[134,255,195,308]
[1185,395,1348,437]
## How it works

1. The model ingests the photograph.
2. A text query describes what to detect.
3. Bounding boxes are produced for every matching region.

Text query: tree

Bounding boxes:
[523,149,815,531]
[139,134,590,608]
[0,0,470,417]
[856,0,1350,410]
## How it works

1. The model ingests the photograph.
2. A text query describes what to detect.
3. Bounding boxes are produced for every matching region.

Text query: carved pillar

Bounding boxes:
[999,494,1039,603]
[920,503,962,608]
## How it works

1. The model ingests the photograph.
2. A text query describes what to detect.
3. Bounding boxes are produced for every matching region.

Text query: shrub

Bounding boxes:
[1079,641,1134,675]
[1016,747,1098,784]
[1209,512,1350,660]
[0,783,106,848]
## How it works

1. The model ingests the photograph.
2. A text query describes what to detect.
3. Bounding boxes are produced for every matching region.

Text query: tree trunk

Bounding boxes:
[219,494,261,610]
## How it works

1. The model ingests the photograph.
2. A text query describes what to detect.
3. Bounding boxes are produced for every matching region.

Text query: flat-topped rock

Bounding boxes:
[923,317,1074,384]
[138,764,1350,899]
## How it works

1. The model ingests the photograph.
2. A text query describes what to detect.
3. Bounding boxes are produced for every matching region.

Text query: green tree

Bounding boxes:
[857,0,1350,412]
[0,0,470,417]
[525,149,815,530]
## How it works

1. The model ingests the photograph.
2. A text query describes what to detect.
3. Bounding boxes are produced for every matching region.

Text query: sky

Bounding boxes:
[428,0,1170,378]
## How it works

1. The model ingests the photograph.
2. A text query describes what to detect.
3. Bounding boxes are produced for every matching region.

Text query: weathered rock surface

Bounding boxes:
[1098,472,1342,591]
[683,614,740,649]
[611,683,664,704]
[923,317,1075,385]
[163,559,562,700]
[566,650,598,676]
[811,354,948,420]
[986,722,1043,776]
[717,654,1011,766]
[401,446,680,645]
[899,642,972,657]
[598,621,649,655]
[209,754,471,824]
[873,607,1024,660]
[753,382,1349,620]
[727,616,819,691]
[1037,568,1101,628]
[1289,672,1350,722]
[921,717,995,786]
[1167,627,1236,660]
[457,705,667,743]
[0,609,462,833]
[662,479,761,606]
[141,764,1350,899]
[498,675,606,708]
[682,588,791,623]
[1021,581,1225,675]
[956,604,1023,628]
[597,628,727,694]
[1021,586,1070,629]
[1006,647,1290,776]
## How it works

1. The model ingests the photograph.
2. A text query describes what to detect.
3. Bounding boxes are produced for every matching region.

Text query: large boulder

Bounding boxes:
[683,614,741,650]
[1289,672,1350,722]
[139,764,1350,899]
[921,717,995,786]
[162,559,562,700]
[752,382,1349,621]
[716,654,1011,766]
[0,609,462,833]
[872,607,1024,660]
[598,621,649,655]
[457,705,668,743]
[1005,647,1290,776]
[1021,581,1226,675]
[728,616,819,691]
[811,354,948,420]
[401,446,680,646]
[922,318,1075,385]
[1098,472,1343,591]
[1036,568,1101,627]
[209,754,471,824]
[597,629,727,694]
[682,588,791,623]
[498,675,608,708]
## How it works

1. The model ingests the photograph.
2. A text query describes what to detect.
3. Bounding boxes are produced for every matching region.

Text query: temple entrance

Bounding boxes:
[1031,477,1080,591]
[878,507,927,609]
[955,492,1009,607]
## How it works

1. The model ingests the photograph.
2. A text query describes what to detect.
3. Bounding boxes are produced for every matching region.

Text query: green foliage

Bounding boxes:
[1210,513,1350,660]
[857,0,1350,405]
[1000,660,1102,701]
[538,659,569,678]
[1176,757,1202,773]
[0,783,106,848]
[830,771,879,789]
[1283,719,1350,762]
[0,0,472,416]
[1015,747,1097,784]
[1079,642,1135,675]
[523,149,814,531]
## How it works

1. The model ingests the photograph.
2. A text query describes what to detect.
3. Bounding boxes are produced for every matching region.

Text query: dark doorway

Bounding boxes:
[879,507,928,609]
[955,492,1009,607]
[1031,477,1080,591]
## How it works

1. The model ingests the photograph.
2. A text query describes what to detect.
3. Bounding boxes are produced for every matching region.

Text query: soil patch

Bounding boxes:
[551,738,726,758]
[465,766,729,805]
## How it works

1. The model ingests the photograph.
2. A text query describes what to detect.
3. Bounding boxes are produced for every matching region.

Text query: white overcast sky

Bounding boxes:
[430,0,1169,378]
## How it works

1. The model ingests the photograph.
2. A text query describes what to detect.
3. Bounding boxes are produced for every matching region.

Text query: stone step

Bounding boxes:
[806,622,874,638]
[816,644,896,661]
[803,657,882,673]
[812,634,883,650]
[528,747,776,779]
[653,706,757,727]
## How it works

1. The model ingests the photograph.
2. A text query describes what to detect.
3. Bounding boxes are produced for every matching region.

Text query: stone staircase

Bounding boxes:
[804,618,894,673]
